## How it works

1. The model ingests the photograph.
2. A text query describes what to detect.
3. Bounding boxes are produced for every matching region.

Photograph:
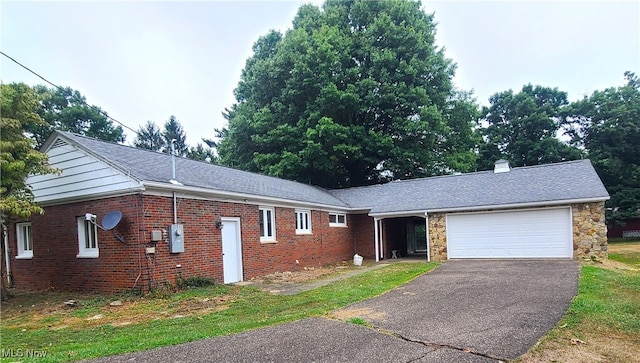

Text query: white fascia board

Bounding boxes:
[141,181,353,212]
[368,196,610,218]
[37,187,146,207]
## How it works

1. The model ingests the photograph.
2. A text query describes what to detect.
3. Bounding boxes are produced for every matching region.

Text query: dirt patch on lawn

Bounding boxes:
[330,307,388,322]
[518,331,640,363]
[1,291,236,331]
[249,260,374,285]
[597,259,639,271]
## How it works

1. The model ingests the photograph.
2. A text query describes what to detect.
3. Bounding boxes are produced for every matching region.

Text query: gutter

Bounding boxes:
[368,196,610,218]
[142,181,354,212]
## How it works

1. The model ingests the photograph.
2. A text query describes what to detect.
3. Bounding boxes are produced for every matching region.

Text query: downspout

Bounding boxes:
[374,217,379,262]
[424,212,431,262]
[2,223,11,286]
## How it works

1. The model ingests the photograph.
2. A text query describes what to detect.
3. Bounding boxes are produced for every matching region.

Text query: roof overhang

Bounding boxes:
[368,196,610,219]
[142,181,356,212]
[36,187,146,207]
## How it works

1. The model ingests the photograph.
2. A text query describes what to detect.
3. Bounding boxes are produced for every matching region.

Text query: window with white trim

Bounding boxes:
[259,207,276,242]
[77,216,99,258]
[295,210,312,235]
[329,213,347,227]
[16,222,33,259]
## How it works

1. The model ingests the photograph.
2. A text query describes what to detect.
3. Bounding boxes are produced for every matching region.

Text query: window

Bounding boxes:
[16,222,33,259]
[329,213,347,227]
[259,207,276,242]
[295,210,312,234]
[77,216,99,258]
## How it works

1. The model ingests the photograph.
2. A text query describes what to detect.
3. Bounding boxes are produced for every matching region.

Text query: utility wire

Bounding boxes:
[0,51,138,135]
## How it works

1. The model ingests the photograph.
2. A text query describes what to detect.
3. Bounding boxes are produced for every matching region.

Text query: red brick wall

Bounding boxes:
[352,214,375,258]
[9,194,359,293]
[9,194,144,292]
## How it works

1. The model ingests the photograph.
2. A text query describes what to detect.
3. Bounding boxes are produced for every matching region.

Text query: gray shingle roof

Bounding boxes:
[329,159,609,214]
[54,131,609,214]
[56,131,349,208]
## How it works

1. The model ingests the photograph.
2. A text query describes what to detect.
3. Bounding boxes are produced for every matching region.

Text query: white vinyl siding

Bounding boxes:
[16,222,33,259]
[295,210,312,235]
[77,216,99,258]
[26,139,141,203]
[329,213,347,227]
[259,207,276,242]
[446,208,572,259]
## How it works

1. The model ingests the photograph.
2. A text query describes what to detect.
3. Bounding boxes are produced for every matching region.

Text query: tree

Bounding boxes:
[0,83,58,300]
[30,85,125,148]
[477,84,582,170]
[217,0,479,188]
[567,72,640,223]
[133,121,165,152]
[187,143,217,163]
[163,116,188,156]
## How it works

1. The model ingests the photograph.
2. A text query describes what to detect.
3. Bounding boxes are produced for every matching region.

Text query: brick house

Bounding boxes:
[4,132,609,293]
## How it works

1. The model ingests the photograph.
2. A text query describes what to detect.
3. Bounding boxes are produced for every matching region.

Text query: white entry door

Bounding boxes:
[221,217,243,283]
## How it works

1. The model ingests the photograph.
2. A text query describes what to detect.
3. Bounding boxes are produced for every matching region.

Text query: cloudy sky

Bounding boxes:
[1,1,638,146]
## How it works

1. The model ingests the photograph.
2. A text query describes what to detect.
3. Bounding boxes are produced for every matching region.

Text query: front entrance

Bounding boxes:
[380,217,427,259]
[221,217,243,283]
[407,219,427,254]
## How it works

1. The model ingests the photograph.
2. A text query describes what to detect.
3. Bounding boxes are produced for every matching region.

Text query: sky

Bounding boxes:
[1,1,638,146]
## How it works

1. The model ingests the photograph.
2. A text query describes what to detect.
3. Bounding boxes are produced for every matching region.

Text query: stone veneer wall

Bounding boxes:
[572,202,608,260]
[428,213,448,262]
[426,202,608,261]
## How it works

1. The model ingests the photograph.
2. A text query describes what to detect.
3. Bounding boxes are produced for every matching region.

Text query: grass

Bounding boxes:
[0,262,435,362]
[517,241,640,362]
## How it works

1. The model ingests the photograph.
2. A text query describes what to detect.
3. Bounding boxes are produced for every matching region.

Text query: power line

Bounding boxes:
[0,50,139,135]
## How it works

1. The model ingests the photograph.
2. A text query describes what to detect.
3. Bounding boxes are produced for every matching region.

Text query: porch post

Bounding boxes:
[374,217,380,262]
[380,219,384,259]
[424,212,431,262]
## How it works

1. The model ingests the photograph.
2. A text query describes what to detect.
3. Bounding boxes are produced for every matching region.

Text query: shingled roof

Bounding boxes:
[51,131,609,214]
[329,159,609,215]
[55,131,349,208]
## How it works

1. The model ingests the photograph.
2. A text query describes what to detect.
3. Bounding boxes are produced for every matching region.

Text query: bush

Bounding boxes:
[177,275,216,289]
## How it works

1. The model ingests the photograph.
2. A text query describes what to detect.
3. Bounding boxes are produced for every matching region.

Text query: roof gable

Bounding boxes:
[52,131,350,208]
[28,134,142,203]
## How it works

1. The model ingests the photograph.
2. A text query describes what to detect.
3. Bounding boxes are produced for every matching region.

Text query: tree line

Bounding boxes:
[2,0,638,227]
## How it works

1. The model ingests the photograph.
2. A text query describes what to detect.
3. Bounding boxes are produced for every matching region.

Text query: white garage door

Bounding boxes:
[446,208,573,259]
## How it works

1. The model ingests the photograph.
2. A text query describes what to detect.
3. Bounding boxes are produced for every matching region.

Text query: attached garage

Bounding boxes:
[446,208,573,259]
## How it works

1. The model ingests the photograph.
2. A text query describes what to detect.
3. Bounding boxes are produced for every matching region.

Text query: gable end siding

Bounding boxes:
[28,142,140,203]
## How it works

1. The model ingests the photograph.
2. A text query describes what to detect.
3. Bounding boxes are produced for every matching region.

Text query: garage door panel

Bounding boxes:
[446,208,572,259]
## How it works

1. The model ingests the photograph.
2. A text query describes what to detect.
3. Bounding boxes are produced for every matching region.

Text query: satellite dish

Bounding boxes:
[102,211,122,231]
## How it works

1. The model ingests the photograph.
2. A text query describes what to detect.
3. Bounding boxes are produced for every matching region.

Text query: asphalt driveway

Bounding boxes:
[86,260,578,363]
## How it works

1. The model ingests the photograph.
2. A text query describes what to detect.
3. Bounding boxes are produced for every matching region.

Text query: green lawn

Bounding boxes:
[0,262,435,363]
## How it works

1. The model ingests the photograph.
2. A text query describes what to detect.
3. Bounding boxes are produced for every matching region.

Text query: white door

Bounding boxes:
[221,217,243,283]
[446,208,572,259]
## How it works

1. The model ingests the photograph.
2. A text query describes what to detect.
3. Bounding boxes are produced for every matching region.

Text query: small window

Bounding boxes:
[16,222,33,259]
[259,207,276,242]
[77,216,99,258]
[329,213,347,227]
[295,210,312,234]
